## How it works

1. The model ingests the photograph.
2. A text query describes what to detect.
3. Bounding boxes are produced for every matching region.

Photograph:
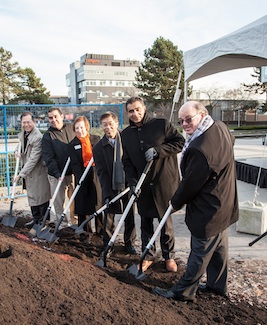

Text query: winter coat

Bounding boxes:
[17,127,51,206]
[93,133,125,214]
[171,120,239,239]
[42,123,75,178]
[121,112,185,218]
[68,134,100,215]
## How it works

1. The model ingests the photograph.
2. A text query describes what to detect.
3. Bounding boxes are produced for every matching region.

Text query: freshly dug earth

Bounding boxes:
[0,211,266,325]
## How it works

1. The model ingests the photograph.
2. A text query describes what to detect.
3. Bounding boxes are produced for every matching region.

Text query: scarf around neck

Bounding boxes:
[112,132,125,191]
[78,134,93,167]
[180,114,214,162]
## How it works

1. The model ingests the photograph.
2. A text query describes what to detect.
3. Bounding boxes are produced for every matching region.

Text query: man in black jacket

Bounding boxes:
[153,101,239,302]
[122,97,185,272]
[93,112,136,255]
[42,107,76,228]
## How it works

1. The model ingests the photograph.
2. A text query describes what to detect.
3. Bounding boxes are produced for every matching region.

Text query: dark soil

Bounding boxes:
[0,210,266,325]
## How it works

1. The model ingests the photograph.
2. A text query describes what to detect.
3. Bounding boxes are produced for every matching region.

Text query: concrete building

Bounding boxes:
[66,53,140,104]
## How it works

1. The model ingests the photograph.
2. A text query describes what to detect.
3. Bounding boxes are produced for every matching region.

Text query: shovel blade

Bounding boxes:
[75,225,85,235]
[1,216,17,228]
[41,229,59,242]
[95,258,106,268]
[128,264,148,281]
[37,226,51,239]
[29,224,43,237]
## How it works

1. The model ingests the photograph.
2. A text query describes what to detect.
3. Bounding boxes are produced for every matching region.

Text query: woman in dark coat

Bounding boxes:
[68,116,99,233]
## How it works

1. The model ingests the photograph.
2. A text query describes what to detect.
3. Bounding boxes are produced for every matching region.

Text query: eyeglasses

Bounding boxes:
[178,114,199,125]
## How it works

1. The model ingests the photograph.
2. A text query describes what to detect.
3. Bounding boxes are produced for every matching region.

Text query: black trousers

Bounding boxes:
[103,201,136,249]
[30,201,49,222]
[171,229,228,300]
[140,214,175,260]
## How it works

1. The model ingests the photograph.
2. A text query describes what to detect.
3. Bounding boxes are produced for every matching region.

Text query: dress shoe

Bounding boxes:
[165,259,177,272]
[153,286,196,302]
[138,260,153,272]
[125,245,137,255]
[24,220,36,228]
[197,284,228,297]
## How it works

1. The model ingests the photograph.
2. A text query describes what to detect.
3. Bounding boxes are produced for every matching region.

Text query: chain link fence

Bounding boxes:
[0,103,124,199]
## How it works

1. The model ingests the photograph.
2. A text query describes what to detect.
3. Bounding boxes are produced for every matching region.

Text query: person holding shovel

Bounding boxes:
[121,97,185,272]
[14,111,51,228]
[153,101,239,302]
[68,116,100,242]
[42,107,76,228]
[93,111,137,256]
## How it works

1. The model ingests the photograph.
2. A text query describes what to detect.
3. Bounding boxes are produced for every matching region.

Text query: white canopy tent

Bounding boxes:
[183,15,267,85]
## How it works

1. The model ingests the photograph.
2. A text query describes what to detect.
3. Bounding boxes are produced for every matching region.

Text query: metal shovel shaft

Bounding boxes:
[129,205,173,280]
[44,157,94,242]
[96,161,153,267]
[35,158,71,238]
[75,187,130,235]
[1,142,21,227]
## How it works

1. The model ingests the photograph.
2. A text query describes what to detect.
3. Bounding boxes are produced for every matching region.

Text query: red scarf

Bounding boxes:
[78,134,93,167]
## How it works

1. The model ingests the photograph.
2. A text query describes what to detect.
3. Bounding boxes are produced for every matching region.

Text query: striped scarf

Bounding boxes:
[181,115,214,162]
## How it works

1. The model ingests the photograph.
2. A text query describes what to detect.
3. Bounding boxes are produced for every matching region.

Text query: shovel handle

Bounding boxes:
[77,187,130,232]
[138,205,173,268]
[11,142,22,199]
[50,157,71,207]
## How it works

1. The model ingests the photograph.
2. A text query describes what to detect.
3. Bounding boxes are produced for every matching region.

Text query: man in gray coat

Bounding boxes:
[153,101,239,302]
[122,97,185,272]
[14,111,51,228]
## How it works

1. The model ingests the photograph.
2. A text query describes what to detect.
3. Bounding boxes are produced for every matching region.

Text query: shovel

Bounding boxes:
[75,187,130,235]
[43,157,94,243]
[95,160,153,268]
[128,204,173,281]
[1,142,21,228]
[30,157,71,238]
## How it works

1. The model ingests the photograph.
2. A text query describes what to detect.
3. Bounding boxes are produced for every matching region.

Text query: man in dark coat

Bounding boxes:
[42,107,76,228]
[93,112,136,255]
[121,97,185,272]
[153,101,239,302]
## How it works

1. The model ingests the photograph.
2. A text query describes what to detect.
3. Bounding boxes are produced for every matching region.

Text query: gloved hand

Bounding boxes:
[130,185,141,200]
[105,197,110,209]
[145,147,158,162]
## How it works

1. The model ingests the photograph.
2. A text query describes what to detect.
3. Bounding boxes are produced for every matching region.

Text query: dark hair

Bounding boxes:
[125,96,145,111]
[100,111,119,123]
[48,107,63,115]
[73,116,90,132]
[20,111,34,121]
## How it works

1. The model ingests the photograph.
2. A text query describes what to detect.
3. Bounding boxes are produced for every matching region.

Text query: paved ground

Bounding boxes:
[1,137,267,261]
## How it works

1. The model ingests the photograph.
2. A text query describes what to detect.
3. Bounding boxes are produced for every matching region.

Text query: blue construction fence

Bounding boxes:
[0,103,124,199]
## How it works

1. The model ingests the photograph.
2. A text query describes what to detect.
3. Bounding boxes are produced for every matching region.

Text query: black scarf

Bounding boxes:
[112,132,125,191]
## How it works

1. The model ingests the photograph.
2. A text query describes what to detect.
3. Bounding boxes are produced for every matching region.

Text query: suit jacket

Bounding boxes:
[18,126,51,206]
[121,112,185,218]
[171,120,239,238]
[92,134,124,214]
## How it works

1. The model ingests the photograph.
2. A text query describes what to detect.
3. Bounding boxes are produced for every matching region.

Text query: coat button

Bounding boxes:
[150,182,154,186]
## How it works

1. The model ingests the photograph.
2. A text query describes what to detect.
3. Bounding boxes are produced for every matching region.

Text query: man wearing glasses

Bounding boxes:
[14,111,51,228]
[93,111,136,256]
[154,101,239,302]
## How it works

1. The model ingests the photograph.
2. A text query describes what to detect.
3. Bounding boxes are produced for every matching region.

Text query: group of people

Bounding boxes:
[14,97,238,303]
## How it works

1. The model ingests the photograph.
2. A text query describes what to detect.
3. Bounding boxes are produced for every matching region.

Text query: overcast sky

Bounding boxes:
[1,0,267,96]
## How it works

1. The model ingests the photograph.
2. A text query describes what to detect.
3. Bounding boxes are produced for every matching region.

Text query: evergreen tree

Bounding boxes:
[0,47,23,104]
[11,67,52,104]
[135,37,184,107]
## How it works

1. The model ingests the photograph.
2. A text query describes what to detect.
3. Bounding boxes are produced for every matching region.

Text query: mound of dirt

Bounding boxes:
[0,213,266,325]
